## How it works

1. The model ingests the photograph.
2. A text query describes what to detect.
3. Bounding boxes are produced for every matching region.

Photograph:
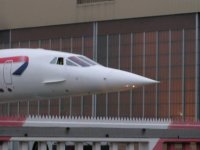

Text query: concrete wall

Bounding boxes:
[0,0,200,30]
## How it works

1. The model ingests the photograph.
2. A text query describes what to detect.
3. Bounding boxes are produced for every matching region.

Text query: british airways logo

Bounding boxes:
[0,56,29,75]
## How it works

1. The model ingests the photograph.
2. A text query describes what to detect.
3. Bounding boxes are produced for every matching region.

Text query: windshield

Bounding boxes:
[68,56,98,67]
[50,55,98,67]
[68,56,90,67]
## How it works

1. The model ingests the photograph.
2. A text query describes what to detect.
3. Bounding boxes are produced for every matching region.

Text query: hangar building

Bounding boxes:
[0,0,200,121]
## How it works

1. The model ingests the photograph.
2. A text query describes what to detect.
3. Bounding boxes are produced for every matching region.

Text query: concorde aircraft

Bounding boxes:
[0,48,158,102]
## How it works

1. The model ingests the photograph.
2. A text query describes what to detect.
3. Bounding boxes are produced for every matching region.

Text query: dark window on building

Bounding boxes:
[66,145,75,150]
[84,145,92,150]
[101,145,109,150]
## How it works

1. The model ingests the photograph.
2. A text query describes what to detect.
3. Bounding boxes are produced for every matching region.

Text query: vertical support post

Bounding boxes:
[0,142,9,150]
[190,142,197,150]
[7,103,10,116]
[167,143,175,150]
[49,39,52,49]
[106,34,109,67]
[38,142,47,150]
[156,31,159,118]
[81,36,84,54]
[126,143,135,150]
[93,142,101,150]
[168,30,172,118]
[182,143,190,150]
[106,92,108,117]
[118,33,121,70]
[59,98,61,116]
[118,34,121,117]
[19,141,29,150]
[130,33,133,118]
[92,94,97,117]
[92,22,98,117]
[48,99,50,116]
[38,40,41,48]
[118,90,120,117]
[60,38,62,51]
[81,36,84,117]
[138,142,148,150]
[17,101,20,116]
[81,96,83,116]
[57,142,65,150]
[195,13,199,120]
[70,37,73,53]
[110,143,118,150]
[93,22,98,61]
[106,34,109,117]
[37,100,40,116]
[70,96,72,117]
[142,32,146,118]
[182,29,185,121]
[75,142,83,150]
[27,101,30,116]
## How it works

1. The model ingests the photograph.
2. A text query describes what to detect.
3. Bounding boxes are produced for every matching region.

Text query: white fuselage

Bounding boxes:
[0,49,157,102]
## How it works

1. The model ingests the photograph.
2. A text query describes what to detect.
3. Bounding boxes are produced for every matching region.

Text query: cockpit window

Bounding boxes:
[50,57,64,65]
[50,57,58,64]
[78,56,97,65]
[68,56,90,67]
[57,57,64,65]
[66,59,78,66]
[50,56,98,67]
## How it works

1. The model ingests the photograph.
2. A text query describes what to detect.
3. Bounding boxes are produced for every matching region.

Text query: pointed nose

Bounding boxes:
[104,68,158,91]
[128,74,159,86]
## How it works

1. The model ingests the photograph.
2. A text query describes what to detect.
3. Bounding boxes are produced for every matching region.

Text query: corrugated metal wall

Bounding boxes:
[0,14,198,121]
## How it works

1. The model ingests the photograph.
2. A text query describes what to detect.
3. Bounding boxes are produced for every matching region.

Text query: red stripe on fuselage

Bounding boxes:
[0,56,29,64]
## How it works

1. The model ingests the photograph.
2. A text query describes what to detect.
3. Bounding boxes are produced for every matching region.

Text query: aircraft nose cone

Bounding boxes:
[129,73,159,86]
[105,68,158,91]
